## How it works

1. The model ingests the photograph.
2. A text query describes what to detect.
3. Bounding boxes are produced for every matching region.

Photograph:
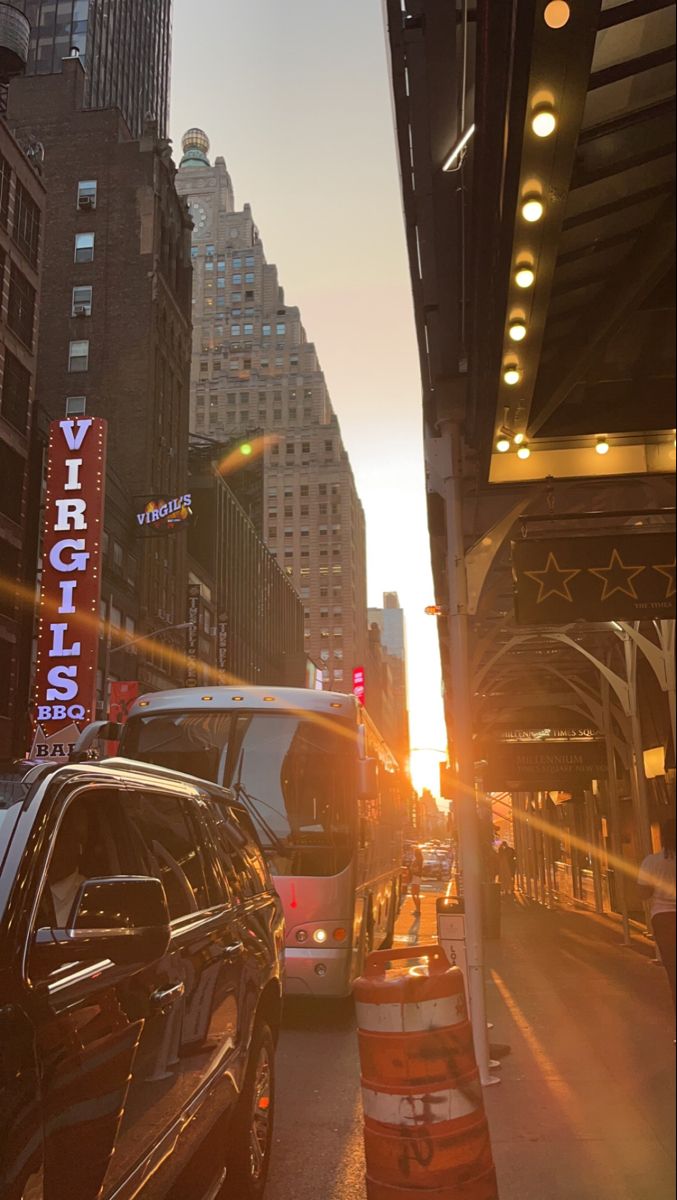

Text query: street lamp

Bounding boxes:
[108,621,191,656]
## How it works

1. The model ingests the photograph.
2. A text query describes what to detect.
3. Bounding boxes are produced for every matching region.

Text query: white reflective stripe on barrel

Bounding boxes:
[361,1082,480,1127]
[356,993,466,1034]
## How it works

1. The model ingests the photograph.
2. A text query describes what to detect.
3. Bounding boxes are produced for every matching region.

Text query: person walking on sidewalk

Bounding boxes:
[410,845,424,915]
[498,842,517,897]
[638,818,676,1013]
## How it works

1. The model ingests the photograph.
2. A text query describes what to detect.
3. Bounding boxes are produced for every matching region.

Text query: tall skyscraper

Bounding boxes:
[176,130,368,691]
[16,0,172,136]
[368,593,410,769]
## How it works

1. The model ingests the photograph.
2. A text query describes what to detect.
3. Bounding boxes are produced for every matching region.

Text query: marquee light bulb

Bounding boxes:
[531,106,558,139]
[496,435,511,454]
[522,195,545,223]
[515,264,536,289]
[504,364,521,386]
[517,443,532,460]
[544,1,571,29]
[596,437,610,456]
[514,432,526,446]
[509,319,528,342]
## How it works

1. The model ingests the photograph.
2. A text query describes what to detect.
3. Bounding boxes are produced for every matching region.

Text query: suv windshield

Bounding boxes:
[122,712,357,877]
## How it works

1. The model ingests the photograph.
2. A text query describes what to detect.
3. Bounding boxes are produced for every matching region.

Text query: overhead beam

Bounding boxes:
[598,0,675,29]
[579,96,676,145]
[562,181,673,231]
[529,194,676,436]
[571,142,675,190]
[589,45,676,91]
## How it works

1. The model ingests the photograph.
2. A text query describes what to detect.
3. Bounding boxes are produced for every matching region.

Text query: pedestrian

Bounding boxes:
[410,845,423,916]
[498,842,516,897]
[637,818,676,1014]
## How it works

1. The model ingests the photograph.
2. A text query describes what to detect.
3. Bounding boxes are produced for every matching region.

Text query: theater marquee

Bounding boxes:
[31,417,107,761]
[512,532,676,625]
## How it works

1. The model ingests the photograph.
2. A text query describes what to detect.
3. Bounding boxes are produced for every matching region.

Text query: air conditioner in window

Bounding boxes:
[78,195,96,210]
[73,305,89,317]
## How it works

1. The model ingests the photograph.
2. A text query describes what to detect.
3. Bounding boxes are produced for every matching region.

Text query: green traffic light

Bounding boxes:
[241,442,254,457]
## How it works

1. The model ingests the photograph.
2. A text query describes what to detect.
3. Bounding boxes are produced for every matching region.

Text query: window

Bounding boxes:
[7,266,36,349]
[233,257,242,269]
[122,792,208,919]
[68,340,90,372]
[244,323,254,336]
[245,256,255,268]
[245,272,255,284]
[232,274,242,285]
[113,541,124,571]
[13,183,41,268]
[262,324,271,337]
[276,323,286,336]
[72,285,93,316]
[231,324,241,337]
[74,232,95,263]
[0,441,23,523]
[77,180,97,210]
[300,485,309,497]
[0,153,10,228]
[0,350,31,434]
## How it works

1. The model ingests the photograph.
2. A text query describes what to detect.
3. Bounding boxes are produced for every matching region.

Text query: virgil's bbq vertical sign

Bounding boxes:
[513,532,676,626]
[32,418,107,760]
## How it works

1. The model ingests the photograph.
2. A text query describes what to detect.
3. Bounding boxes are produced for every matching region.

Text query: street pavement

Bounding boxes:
[267,884,676,1200]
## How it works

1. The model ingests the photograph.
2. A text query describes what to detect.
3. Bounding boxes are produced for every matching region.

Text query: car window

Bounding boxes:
[34,788,135,933]
[121,791,209,920]
[209,801,268,901]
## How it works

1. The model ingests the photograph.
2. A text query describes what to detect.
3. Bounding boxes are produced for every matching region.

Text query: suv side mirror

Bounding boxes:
[358,758,379,802]
[33,877,171,971]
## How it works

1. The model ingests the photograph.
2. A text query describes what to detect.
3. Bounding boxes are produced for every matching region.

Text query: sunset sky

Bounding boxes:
[171,0,448,796]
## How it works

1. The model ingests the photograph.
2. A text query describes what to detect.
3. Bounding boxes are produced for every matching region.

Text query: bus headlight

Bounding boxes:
[313,929,329,945]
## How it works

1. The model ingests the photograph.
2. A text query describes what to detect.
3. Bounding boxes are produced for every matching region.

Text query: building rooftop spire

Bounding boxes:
[180,127,210,168]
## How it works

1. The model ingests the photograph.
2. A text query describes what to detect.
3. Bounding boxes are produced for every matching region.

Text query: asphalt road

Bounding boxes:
[267,994,367,1200]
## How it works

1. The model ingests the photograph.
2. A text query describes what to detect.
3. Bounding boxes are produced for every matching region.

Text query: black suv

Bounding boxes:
[0,758,285,1200]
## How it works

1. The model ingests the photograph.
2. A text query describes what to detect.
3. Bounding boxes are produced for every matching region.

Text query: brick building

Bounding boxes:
[9,56,194,702]
[16,0,172,137]
[0,113,44,757]
[176,130,369,692]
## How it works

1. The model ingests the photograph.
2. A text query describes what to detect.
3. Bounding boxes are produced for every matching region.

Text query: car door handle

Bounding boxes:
[150,982,186,1013]
[221,942,245,960]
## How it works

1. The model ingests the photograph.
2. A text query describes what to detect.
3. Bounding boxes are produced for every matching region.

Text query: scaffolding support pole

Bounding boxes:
[437,420,495,1086]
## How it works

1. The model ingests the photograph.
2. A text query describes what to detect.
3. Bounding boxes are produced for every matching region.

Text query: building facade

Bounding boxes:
[176,130,369,691]
[188,444,305,689]
[16,0,172,137]
[0,114,44,758]
[9,56,193,704]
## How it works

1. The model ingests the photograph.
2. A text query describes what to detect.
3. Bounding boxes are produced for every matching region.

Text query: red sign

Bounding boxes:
[353,667,366,706]
[109,681,140,724]
[31,417,107,760]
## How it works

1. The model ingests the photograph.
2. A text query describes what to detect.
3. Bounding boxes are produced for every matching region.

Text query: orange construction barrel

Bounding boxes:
[354,945,498,1199]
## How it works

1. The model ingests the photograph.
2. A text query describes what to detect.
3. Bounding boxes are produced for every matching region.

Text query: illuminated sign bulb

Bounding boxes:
[517,443,532,460]
[596,437,610,456]
[504,364,521,387]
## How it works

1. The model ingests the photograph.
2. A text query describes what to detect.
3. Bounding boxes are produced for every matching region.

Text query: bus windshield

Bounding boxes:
[122,711,357,877]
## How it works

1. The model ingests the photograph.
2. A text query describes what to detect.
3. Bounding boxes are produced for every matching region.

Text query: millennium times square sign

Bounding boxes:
[31,417,108,761]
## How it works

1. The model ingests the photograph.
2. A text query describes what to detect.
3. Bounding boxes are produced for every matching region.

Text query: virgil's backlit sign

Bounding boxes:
[32,418,107,759]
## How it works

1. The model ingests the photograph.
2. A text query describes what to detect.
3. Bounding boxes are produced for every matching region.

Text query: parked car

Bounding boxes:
[422,851,444,880]
[0,757,285,1200]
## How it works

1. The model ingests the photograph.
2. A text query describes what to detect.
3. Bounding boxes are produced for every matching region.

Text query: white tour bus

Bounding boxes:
[114,687,406,997]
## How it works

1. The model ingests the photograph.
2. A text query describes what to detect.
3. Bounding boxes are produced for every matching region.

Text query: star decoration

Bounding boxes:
[589,548,646,603]
[654,560,676,600]
[524,552,581,604]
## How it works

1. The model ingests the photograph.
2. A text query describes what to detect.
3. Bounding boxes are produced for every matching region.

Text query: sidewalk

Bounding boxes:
[394,888,676,1200]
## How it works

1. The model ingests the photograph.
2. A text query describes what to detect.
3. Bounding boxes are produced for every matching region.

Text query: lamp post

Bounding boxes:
[102,618,191,714]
